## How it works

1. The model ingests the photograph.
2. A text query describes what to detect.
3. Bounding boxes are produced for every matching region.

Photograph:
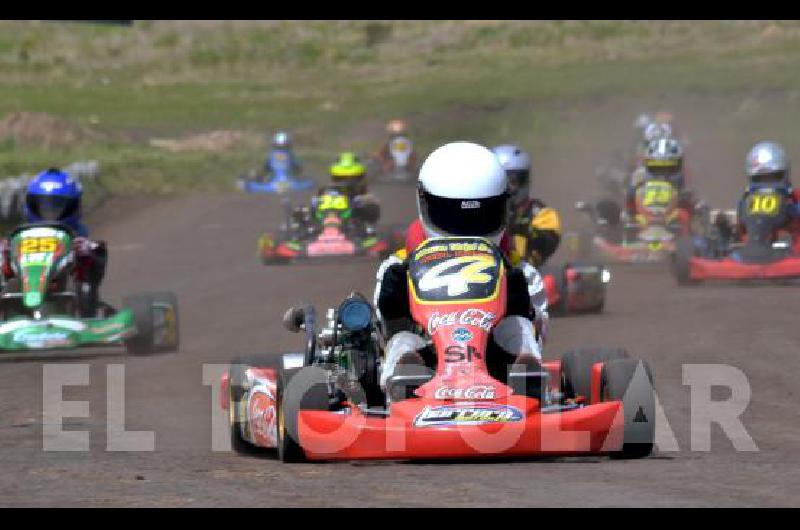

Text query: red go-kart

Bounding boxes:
[673,188,800,284]
[573,178,691,263]
[221,237,655,461]
[258,186,398,264]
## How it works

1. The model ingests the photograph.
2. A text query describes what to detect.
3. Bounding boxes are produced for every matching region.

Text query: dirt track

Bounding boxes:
[2,94,800,505]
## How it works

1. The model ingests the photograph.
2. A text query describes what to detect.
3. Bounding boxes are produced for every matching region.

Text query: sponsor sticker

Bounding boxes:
[12,329,72,348]
[427,309,496,335]
[414,404,523,428]
[433,385,496,400]
[451,327,473,343]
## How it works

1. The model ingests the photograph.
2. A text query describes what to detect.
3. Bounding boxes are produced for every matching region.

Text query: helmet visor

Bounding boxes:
[751,170,786,185]
[27,195,78,222]
[420,187,507,238]
[645,160,681,179]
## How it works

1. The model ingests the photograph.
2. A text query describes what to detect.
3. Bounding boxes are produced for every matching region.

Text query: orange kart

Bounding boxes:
[222,237,655,461]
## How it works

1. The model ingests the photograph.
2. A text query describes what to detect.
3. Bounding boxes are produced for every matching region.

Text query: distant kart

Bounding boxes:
[541,262,610,315]
[572,178,690,264]
[369,135,417,184]
[673,189,800,284]
[236,150,314,194]
[509,233,609,315]
[257,185,402,264]
[0,223,179,354]
[221,236,656,462]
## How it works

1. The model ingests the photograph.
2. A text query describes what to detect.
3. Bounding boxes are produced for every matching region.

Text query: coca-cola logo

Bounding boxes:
[427,309,496,335]
[434,385,496,400]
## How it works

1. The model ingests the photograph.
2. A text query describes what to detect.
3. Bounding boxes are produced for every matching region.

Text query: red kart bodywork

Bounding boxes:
[542,266,606,314]
[223,238,627,460]
[688,254,800,280]
[593,181,691,263]
[259,214,389,263]
[220,359,626,459]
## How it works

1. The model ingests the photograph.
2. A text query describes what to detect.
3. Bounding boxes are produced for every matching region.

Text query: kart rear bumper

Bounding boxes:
[261,239,388,262]
[297,399,624,460]
[690,255,800,280]
[594,237,672,263]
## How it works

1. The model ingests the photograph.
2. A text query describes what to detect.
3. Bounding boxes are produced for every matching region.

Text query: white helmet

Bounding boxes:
[273,130,291,148]
[417,142,509,243]
[492,144,532,207]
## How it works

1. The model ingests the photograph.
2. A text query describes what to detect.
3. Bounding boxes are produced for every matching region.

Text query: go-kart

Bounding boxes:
[673,187,800,284]
[236,150,314,194]
[572,178,691,263]
[258,185,400,264]
[0,223,179,354]
[222,236,655,461]
[509,231,609,315]
[369,135,416,184]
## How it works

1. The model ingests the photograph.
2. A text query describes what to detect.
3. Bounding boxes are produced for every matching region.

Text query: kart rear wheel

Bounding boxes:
[229,355,281,454]
[560,347,629,401]
[276,365,330,463]
[124,291,180,355]
[123,293,155,355]
[601,358,655,459]
[673,236,698,286]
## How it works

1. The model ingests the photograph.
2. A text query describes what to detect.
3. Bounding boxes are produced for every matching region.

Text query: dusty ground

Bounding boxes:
[0,92,799,507]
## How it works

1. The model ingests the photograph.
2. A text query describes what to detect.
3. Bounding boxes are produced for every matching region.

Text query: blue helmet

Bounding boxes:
[24,168,83,226]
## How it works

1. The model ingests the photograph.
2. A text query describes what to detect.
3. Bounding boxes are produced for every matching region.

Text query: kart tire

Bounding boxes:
[151,291,180,352]
[673,236,697,286]
[123,293,156,355]
[277,365,330,463]
[601,358,655,459]
[123,291,180,354]
[229,355,281,454]
[560,347,629,401]
[567,261,607,314]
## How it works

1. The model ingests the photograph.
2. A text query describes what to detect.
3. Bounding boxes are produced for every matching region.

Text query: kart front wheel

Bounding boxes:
[124,291,180,355]
[276,366,330,463]
[560,347,629,402]
[673,236,698,286]
[601,358,655,459]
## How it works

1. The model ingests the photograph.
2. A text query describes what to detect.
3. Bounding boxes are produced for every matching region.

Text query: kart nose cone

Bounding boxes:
[24,292,42,308]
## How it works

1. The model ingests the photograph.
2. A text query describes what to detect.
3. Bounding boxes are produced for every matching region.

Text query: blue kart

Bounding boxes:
[237,150,314,194]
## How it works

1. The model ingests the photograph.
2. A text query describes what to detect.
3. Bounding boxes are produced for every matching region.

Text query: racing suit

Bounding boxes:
[262,148,302,182]
[734,185,800,252]
[508,198,562,268]
[373,219,548,391]
[624,170,696,235]
[0,220,107,318]
[374,135,418,174]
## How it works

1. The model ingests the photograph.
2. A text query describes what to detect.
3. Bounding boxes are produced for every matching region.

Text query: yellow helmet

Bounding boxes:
[330,152,366,180]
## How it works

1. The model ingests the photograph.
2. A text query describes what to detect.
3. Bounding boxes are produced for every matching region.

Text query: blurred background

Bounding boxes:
[0,20,799,220]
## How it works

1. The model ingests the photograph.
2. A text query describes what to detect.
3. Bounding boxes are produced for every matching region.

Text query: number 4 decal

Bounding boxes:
[418,255,495,296]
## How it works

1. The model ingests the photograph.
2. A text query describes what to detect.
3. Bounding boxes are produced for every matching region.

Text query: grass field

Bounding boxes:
[1,20,800,197]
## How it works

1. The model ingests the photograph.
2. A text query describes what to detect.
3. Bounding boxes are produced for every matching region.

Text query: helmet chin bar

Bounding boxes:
[419,217,505,246]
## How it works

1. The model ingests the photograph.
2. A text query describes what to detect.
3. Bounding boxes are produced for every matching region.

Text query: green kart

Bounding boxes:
[0,223,179,354]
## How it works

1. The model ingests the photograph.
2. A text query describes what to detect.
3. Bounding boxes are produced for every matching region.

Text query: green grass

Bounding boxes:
[0,20,799,197]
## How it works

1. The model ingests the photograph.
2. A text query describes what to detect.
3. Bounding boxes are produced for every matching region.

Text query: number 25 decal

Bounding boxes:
[20,237,58,254]
[749,193,780,215]
[418,255,496,297]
